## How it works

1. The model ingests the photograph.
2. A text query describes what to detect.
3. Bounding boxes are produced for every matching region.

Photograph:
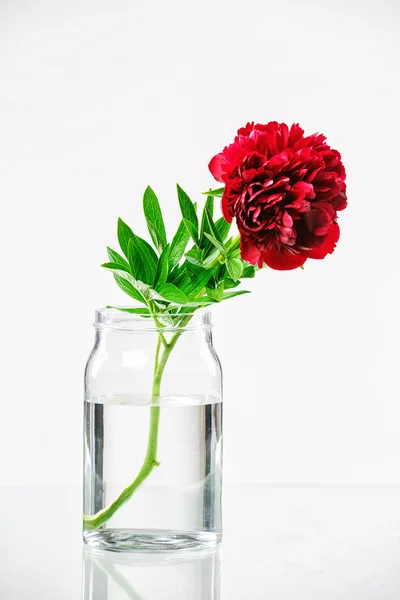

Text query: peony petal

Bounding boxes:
[303,202,335,234]
[208,154,225,182]
[225,142,249,164]
[237,122,254,137]
[267,151,290,172]
[262,247,307,271]
[282,211,293,228]
[250,129,270,155]
[332,191,348,211]
[221,193,233,223]
[280,122,289,149]
[264,176,290,190]
[289,123,305,146]
[265,121,279,135]
[306,167,323,183]
[306,223,340,259]
[292,181,315,199]
[240,236,262,265]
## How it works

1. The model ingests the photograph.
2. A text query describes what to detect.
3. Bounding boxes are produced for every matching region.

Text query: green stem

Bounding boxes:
[83,314,192,530]
[149,310,168,348]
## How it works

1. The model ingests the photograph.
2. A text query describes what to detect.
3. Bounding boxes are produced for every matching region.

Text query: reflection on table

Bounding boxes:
[2,485,400,599]
[83,546,221,600]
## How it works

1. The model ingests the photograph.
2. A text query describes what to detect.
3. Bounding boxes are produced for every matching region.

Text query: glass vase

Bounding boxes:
[83,308,223,552]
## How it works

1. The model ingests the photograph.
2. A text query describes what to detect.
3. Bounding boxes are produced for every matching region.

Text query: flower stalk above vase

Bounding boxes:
[83,121,347,550]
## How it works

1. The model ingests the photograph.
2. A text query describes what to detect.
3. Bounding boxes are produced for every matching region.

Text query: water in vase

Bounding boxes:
[83,394,222,551]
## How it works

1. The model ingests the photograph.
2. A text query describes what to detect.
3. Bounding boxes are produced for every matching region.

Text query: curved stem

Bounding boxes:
[83,315,192,530]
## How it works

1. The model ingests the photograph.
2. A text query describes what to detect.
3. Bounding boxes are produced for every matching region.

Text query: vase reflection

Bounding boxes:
[82,546,221,600]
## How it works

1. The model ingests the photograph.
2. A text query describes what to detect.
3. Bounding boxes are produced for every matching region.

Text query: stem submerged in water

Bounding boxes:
[83,316,191,530]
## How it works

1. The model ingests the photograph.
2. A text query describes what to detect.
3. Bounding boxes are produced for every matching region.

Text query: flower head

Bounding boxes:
[209,122,347,270]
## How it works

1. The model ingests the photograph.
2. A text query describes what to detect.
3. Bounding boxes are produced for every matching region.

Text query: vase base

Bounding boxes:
[83,528,221,553]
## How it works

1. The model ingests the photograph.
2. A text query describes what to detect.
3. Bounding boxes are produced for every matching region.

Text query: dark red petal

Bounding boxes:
[292,181,315,199]
[303,202,335,235]
[208,154,225,182]
[240,236,261,265]
[221,193,233,223]
[307,223,340,259]
[262,247,307,271]
[332,191,348,211]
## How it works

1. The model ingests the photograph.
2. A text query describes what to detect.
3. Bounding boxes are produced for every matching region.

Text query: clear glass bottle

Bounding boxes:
[83,308,223,552]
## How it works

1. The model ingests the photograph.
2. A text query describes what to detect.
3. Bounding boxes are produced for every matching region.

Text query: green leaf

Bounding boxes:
[127,235,158,285]
[101,261,131,275]
[169,219,191,269]
[202,187,224,198]
[107,306,151,315]
[206,282,224,302]
[228,236,241,254]
[200,196,214,240]
[156,283,188,305]
[113,274,146,303]
[204,233,226,257]
[205,195,214,218]
[200,289,251,303]
[127,238,144,281]
[223,278,240,290]
[106,267,162,303]
[107,247,129,268]
[242,265,256,278]
[200,208,221,258]
[143,186,167,253]
[185,246,203,265]
[183,219,199,244]
[177,184,198,244]
[222,290,250,300]
[182,269,214,299]
[168,262,187,287]
[226,257,243,282]
[202,247,221,267]
[179,300,214,309]
[185,261,203,277]
[154,244,170,288]
[215,218,231,242]
[117,217,135,258]
[205,208,224,244]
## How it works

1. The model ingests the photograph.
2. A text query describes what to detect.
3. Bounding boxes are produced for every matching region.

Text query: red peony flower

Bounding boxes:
[209,122,347,270]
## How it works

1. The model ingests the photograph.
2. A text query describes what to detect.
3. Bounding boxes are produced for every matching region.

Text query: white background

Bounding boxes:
[0,0,399,486]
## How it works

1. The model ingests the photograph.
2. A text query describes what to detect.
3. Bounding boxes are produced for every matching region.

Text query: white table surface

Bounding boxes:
[1,484,400,599]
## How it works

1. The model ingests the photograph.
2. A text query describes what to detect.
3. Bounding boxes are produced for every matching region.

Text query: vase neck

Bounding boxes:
[94,308,212,334]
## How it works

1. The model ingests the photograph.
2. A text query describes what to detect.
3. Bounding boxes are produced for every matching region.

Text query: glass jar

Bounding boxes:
[83,308,223,552]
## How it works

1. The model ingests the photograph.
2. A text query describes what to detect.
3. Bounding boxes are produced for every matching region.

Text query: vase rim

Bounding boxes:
[94,307,213,332]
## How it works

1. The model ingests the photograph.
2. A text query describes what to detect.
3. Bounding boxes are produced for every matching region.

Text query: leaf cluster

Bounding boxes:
[102,185,256,323]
